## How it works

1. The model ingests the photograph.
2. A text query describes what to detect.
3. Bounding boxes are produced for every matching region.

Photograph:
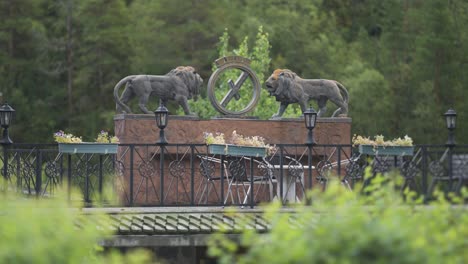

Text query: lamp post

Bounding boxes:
[154,104,168,204]
[154,104,168,145]
[0,103,15,144]
[444,108,457,191]
[444,108,456,147]
[0,102,14,184]
[303,107,317,145]
[303,107,317,197]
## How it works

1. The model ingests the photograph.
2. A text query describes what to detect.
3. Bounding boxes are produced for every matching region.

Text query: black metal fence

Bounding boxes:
[1,143,467,207]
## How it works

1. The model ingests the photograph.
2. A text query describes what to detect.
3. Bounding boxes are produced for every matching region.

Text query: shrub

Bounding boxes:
[207,174,468,263]
[0,187,154,264]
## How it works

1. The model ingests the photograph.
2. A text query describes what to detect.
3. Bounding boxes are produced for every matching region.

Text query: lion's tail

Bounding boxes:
[114,75,136,114]
[334,81,349,104]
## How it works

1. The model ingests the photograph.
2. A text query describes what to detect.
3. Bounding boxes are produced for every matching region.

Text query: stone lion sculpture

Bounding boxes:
[265,69,348,118]
[113,66,203,115]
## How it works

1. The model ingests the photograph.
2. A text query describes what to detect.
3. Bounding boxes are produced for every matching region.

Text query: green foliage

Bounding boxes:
[345,63,393,136]
[207,175,468,263]
[184,26,274,119]
[1,0,467,143]
[0,188,154,263]
[346,0,468,143]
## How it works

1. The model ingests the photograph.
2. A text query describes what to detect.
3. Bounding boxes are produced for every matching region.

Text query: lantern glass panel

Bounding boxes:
[444,109,457,130]
[303,108,317,129]
[0,112,11,127]
[446,115,456,129]
[154,106,168,129]
[0,104,14,127]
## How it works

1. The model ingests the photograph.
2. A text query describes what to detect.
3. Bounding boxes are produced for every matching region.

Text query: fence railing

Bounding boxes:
[1,143,467,207]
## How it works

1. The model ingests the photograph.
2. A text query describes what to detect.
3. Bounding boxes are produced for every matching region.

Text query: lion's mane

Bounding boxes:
[265,69,348,118]
[167,66,202,100]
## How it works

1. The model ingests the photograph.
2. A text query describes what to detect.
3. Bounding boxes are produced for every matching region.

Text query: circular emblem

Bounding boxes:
[207,56,261,116]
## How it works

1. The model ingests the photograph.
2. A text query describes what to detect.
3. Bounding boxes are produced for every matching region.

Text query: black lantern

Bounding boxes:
[444,108,457,130]
[0,103,15,144]
[303,107,317,145]
[444,108,456,146]
[154,105,168,145]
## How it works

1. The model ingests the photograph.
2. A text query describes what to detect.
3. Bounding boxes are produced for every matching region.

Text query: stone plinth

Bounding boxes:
[113,114,351,206]
[114,114,351,145]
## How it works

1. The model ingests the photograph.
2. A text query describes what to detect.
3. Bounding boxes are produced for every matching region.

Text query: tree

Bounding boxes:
[67,0,131,137]
[0,0,67,142]
[183,27,275,119]
[1,0,467,144]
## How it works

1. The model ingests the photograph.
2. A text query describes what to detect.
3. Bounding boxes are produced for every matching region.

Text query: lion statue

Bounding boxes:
[265,69,348,118]
[113,66,203,115]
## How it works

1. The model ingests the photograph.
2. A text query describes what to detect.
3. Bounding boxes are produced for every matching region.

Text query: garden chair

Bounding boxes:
[262,155,306,203]
[224,156,274,206]
[196,155,230,205]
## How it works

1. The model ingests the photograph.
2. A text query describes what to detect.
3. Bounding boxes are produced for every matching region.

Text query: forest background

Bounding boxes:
[1,0,467,144]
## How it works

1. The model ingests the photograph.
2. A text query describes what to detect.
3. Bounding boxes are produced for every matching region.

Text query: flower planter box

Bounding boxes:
[358,145,414,156]
[58,143,118,154]
[208,144,267,157]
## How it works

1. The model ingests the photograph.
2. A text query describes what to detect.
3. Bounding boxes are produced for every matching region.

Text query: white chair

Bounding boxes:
[263,155,306,203]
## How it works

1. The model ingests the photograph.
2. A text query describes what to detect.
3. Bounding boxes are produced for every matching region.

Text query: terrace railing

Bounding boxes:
[1,143,467,207]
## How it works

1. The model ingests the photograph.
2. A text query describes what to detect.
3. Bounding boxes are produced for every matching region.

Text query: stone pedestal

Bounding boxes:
[113,115,351,206]
[114,114,351,145]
